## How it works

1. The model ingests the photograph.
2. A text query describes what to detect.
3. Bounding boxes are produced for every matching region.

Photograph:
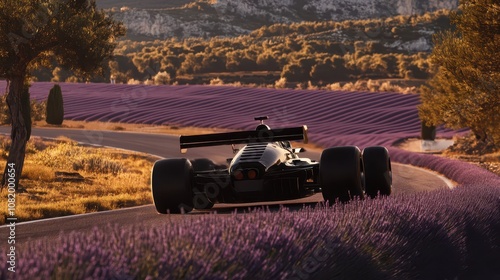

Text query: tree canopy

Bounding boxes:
[0,0,124,187]
[419,0,500,146]
[23,9,451,85]
[0,0,125,79]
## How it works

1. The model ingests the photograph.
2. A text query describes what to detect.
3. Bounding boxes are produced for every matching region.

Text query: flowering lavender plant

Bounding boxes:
[1,83,499,279]
[1,155,499,279]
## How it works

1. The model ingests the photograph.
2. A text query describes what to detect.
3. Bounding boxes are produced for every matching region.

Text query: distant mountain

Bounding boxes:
[102,0,458,40]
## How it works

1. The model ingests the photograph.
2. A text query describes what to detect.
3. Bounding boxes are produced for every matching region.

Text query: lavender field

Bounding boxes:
[1,82,499,279]
[3,81,458,147]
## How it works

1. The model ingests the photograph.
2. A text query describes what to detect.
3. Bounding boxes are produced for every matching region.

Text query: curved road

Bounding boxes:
[0,127,451,242]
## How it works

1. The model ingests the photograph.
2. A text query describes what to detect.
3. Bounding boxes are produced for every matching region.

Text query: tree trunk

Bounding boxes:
[1,76,28,189]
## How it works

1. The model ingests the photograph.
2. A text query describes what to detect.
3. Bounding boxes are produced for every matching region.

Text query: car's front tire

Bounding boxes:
[151,158,194,214]
[363,146,392,198]
[320,146,364,203]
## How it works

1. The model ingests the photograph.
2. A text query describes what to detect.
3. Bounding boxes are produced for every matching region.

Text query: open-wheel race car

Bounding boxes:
[151,117,392,214]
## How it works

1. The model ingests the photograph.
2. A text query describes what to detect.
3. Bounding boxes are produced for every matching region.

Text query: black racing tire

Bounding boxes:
[151,158,194,214]
[190,158,216,210]
[320,146,364,203]
[362,146,392,198]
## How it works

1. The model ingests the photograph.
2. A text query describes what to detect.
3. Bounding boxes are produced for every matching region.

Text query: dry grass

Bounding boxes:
[442,133,500,175]
[0,136,156,225]
[480,152,500,163]
[32,119,233,136]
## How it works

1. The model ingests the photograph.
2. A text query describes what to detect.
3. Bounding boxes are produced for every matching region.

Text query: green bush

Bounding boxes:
[46,84,64,125]
[0,94,9,125]
[31,98,47,123]
[1,91,46,126]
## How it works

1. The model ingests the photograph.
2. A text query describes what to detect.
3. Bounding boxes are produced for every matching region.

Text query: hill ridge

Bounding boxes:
[100,0,458,39]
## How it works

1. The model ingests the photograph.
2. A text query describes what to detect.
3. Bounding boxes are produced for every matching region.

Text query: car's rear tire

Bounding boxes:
[151,158,194,214]
[363,146,392,198]
[320,146,364,203]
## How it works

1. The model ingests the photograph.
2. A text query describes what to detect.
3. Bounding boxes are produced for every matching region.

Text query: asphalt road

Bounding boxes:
[0,127,451,242]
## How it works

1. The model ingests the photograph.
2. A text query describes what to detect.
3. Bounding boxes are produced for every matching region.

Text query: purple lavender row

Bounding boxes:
[0,82,498,278]
[1,183,499,279]
[2,81,458,147]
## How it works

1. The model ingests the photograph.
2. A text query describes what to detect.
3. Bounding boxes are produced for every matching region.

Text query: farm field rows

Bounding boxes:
[0,81,499,279]
[8,81,458,148]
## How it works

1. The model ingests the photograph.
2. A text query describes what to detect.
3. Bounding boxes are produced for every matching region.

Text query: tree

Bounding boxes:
[0,0,125,187]
[256,52,280,71]
[153,71,171,85]
[46,84,64,125]
[330,56,350,82]
[51,66,71,82]
[419,0,500,146]
[281,63,306,82]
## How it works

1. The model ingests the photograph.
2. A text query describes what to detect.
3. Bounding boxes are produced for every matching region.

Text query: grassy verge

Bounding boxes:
[0,135,156,225]
[32,119,233,136]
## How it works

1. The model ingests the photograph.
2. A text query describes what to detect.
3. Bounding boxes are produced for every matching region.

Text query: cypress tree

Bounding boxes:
[46,85,64,125]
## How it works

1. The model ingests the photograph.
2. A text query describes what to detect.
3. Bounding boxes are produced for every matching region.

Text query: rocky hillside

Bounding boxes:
[103,0,458,39]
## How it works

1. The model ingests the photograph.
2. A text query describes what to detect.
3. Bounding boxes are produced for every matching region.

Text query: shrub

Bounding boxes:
[0,94,8,124]
[274,77,288,89]
[30,98,46,122]
[324,80,417,93]
[0,89,46,126]
[153,71,170,85]
[127,79,141,85]
[46,84,64,125]
[73,156,125,174]
[209,77,224,85]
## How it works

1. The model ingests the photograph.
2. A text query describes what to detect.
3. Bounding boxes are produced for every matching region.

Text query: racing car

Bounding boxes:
[151,117,392,214]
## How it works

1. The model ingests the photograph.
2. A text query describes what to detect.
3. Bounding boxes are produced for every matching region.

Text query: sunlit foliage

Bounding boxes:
[419,0,500,147]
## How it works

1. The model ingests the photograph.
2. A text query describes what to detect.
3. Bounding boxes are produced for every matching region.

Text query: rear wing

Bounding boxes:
[180,126,308,153]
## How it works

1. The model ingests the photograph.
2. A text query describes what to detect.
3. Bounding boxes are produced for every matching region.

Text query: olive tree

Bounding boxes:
[419,0,500,146]
[0,0,125,187]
